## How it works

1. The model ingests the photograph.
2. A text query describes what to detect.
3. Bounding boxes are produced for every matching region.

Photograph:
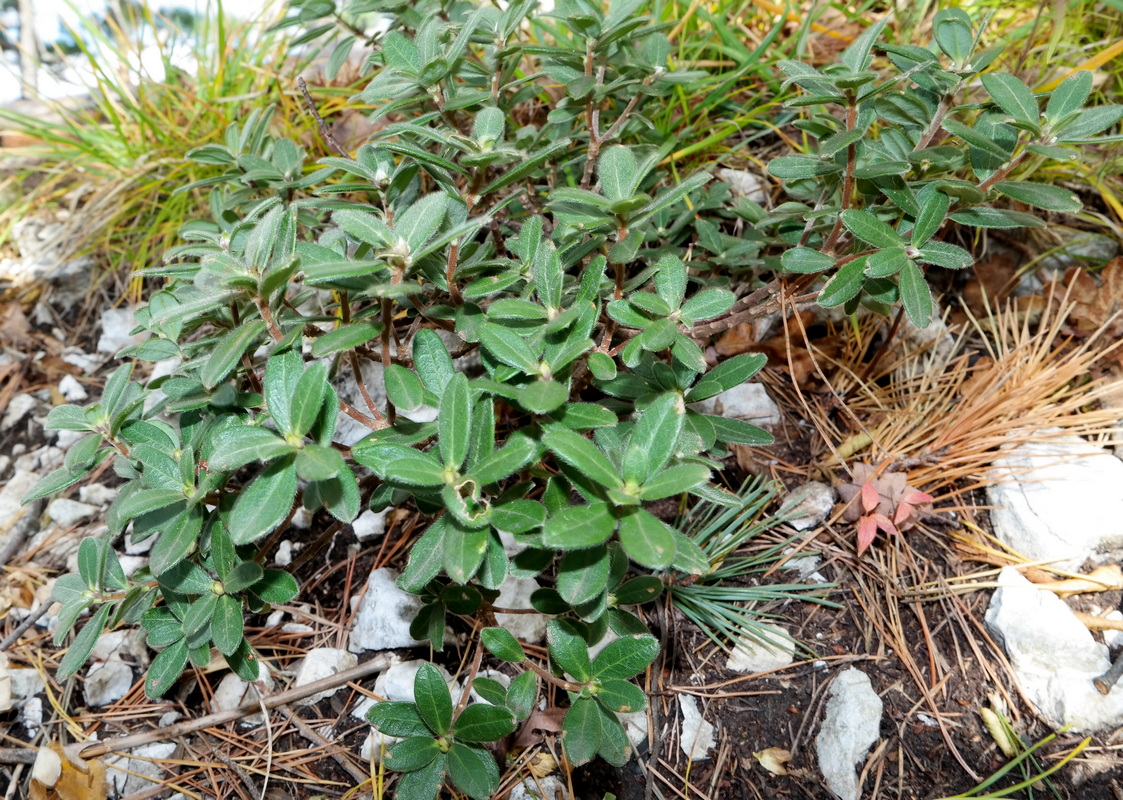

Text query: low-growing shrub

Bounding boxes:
[28,1,1121,795]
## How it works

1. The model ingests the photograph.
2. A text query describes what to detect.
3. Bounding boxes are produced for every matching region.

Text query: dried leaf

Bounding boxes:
[29,743,106,800]
[528,752,559,778]
[753,746,792,775]
[856,516,878,556]
[979,707,1018,759]
[860,481,880,514]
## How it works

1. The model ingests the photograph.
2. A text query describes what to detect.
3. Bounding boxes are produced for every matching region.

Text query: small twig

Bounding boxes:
[1094,651,1123,695]
[277,705,370,785]
[0,498,42,569]
[0,749,37,765]
[297,76,350,159]
[0,599,53,651]
[71,656,392,761]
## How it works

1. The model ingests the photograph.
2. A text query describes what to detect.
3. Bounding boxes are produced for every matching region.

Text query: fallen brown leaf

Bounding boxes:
[753,746,792,775]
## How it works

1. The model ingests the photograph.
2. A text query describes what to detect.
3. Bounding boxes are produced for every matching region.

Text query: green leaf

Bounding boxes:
[414,663,453,736]
[562,697,602,765]
[598,146,638,204]
[707,415,774,446]
[145,638,188,697]
[1054,105,1123,141]
[264,351,302,437]
[470,434,540,485]
[781,247,835,274]
[479,324,540,373]
[481,627,526,662]
[398,193,449,253]
[679,289,735,325]
[505,671,537,720]
[768,156,842,179]
[211,594,244,656]
[310,322,382,358]
[58,603,112,679]
[451,704,517,743]
[980,72,1040,127]
[637,463,711,500]
[252,569,300,604]
[622,394,682,485]
[839,209,902,248]
[912,188,949,246]
[76,538,103,591]
[446,743,500,800]
[149,507,202,576]
[398,518,449,592]
[181,592,218,637]
[864,247,910,279]
[915,241,973,269]
[353,443,447,486]
[491,499,546,534]
[224,561,264,594]
[394,753,446,800]
[617,508,675,569]
[46,404,94,432]
[1046,70,1092,124]
[443,526,488,584]
[818,256,869,307]
[941,118,1010,159]
[595,678,647,713]
[382,30,420,72]
[557,545,610,606]
[295,444,346,481]
[439,373,472,469]
[949,208,1045,229]
[229,459,298,544]
[542,502,616,549]
[549,403,617,430]
[472,677,508,706]
[385,365,426,411]
[933,12,973,63]
[613,575,664,605]
[290,362,329,437]
[201,320,265,390]
[519,380,568,414]
[367,702,436,738]
[686,353,766,403]
[548,620,593,682]
[386,737,442,772]
[898,260,933,328]
[586,351,617,381]
[205,426,293,472]
[993,182,1082,212]
[592,633,659,679]
[543,429,621,490]
[413,329,455,399]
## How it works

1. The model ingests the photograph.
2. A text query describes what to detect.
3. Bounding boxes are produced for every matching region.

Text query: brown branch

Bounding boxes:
[71,656,393,761]
[298,76,350,159]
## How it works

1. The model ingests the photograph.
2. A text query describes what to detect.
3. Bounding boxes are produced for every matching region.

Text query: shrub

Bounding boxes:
[28,1,1121,796]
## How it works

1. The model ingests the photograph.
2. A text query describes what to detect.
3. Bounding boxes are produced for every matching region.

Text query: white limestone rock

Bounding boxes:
[985,566,1123,731]
[816,668,883,800]
[494,575,547,644]
[348,567,424,653]
[79,484,117,507]
[691,382,780,426]
[677,695,715,762]
[46,498,99,528]
[725,624,796,674]
[779,482,836,531]
[97,307,140,355]
[510,775,569,800]
[58,375,88,402]
[84,660,135,707]
[987,434,1123,570]
[210,663,274,725]
[106,742,177,798]
[1,394,38,431]
[292,648,358,706]
[352,508,388,541]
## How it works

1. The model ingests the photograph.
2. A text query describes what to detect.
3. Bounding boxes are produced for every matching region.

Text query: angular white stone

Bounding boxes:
[725,624,796,674]
[510,775,569,800]
[816,668,883,800]
[106,742,177,798]
[352,509,388,541]
[292,648,358,706]
[97,307,140,355]
[84,660,135,707]
[373,659,454,703]
[210,663,274,724]
[359,730,400,764]
[717,168,768,203]
[58,375,88,402]
[988,435,1123,570]
[348,568,424,653]
[779,482,836,531]
[677,695,715,761]
[47,498,99,528]
[494,576,547,644]
[985,566,1123,731]
[79,484,117,507]
[32,746,62,787]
